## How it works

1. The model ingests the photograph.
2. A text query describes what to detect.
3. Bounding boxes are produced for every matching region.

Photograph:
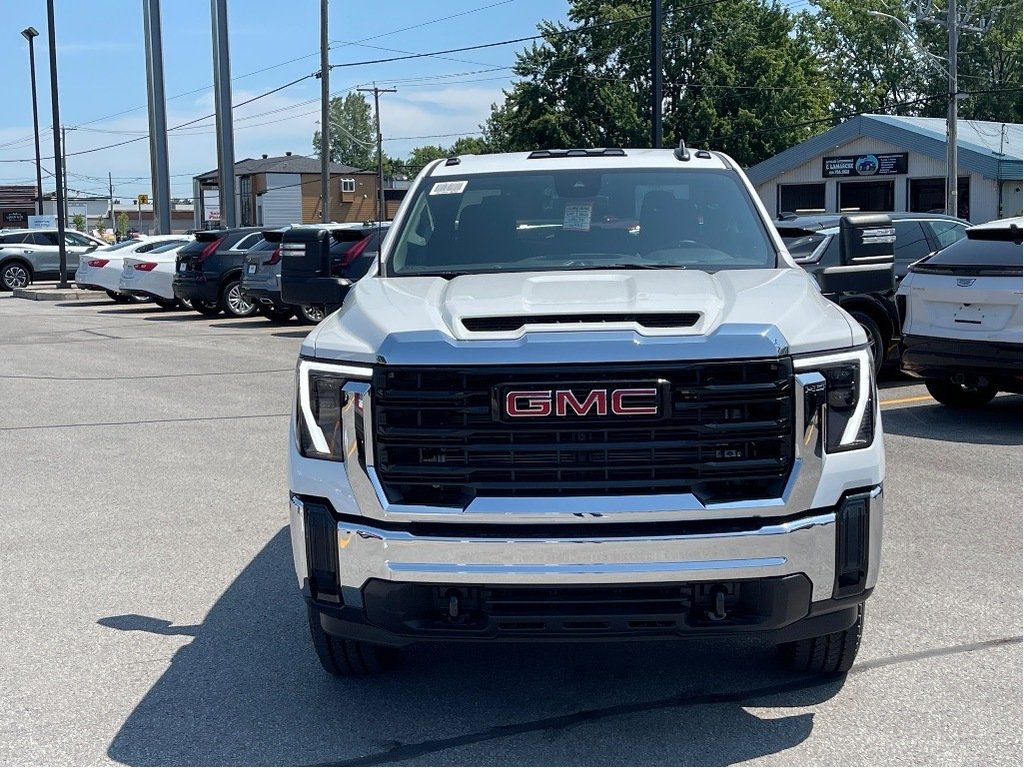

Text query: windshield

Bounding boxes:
[386,169,777,277]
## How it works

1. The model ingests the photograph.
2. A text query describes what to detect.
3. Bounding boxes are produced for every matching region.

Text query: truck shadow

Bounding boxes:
[882,394,1022,446]
[104,529,842,766]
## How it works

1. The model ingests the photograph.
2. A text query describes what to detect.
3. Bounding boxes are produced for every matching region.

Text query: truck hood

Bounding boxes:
[303,269,860,365]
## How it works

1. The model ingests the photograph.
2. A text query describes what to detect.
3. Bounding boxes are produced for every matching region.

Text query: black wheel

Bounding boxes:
[778,605,863,674]
[1,260,32,291]
[179,296,194,310]
[153,297,178,310]
[220,278,257,318]
[848,310,885,376]
[258,304,295,322]
[105,290,133,304]
[925,377,997,408]
[307,605,396,676]
[298,304,327,325]
[193,299,221,317]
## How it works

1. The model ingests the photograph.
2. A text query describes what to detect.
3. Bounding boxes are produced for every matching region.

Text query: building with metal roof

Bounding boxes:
[746,115,1022,223]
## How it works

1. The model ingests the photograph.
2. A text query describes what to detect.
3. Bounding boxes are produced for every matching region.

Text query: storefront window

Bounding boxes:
[908,177,969,220]
[838,180,894,213]
[778,183,826,217]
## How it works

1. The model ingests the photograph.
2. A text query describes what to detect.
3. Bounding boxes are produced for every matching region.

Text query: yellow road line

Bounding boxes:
[880,394,934,407]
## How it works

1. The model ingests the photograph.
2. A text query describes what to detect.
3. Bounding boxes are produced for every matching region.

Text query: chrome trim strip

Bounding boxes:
[866,484,883,590]
[388,558,788,575]
[335,511,838,599]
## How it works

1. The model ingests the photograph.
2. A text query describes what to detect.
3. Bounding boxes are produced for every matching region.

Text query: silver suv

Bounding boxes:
[0,228,107,290]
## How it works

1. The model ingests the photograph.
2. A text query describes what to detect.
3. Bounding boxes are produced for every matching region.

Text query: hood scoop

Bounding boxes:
[461,312,701,333]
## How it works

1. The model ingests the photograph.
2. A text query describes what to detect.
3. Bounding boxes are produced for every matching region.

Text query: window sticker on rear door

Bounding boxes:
[429,181,468,195]
[563,202,593,232]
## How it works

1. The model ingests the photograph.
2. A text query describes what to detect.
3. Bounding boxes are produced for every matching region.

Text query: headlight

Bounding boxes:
[796,349,875,453]
[295,359,372,461]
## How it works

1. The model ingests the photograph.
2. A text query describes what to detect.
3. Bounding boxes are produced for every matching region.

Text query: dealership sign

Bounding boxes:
[2,211,28,225]
[823,152,908,178]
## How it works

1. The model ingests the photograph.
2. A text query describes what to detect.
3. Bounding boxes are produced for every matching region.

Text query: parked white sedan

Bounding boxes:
[119,241,192,309]
[76,235,191,302]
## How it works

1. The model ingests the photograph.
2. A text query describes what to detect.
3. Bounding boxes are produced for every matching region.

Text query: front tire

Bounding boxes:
[925,377,997,408]
[848,310,885,376]
[1,261,32,291]
[778,604,863,674]
[307,605,396,676]
[153,297,178,310]
[220,278,257,318]
[105,290,133,304]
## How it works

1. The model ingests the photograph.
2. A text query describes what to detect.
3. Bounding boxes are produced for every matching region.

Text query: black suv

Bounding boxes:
[775,213,968,372]
[172,227,264,317]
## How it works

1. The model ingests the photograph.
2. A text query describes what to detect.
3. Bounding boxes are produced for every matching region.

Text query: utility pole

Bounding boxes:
[109,172,115,237]
[945,0,958,218]
[650,0,663,148]
[143,0,171,234]
[913,0,991,219]
[320,0,331,223]
[210,0,237,228]
[357,84,396,222]
[45,0,68,287]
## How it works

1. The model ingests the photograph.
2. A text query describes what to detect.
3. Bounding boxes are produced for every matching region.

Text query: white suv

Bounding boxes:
[0,228,107,290]
[898,216,1023,406]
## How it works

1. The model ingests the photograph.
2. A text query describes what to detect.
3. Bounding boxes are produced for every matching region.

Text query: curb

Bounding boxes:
[13,287,93,301]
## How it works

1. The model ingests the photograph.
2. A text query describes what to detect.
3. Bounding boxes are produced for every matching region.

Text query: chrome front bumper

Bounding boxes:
[290,489,883,603]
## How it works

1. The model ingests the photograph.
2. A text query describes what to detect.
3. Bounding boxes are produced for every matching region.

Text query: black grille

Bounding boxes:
[372,360,794,507]
[461,313,700,332]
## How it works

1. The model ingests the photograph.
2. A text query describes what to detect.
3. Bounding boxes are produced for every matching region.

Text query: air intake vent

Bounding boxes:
[461,313,700,332]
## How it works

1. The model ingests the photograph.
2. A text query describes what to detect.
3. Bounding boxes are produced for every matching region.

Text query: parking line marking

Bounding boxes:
[880,394,933,407]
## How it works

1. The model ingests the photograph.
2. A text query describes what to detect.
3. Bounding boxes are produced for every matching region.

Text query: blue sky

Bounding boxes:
[0,0,568,202]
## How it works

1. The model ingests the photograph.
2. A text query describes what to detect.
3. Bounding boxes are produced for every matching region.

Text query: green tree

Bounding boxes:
[312,92,375,169]
[483,0,830,167]
[914,0,1022,122]
[406,145,449,176]
[71,213,86,232]
[448,136,491,156]
[116,212,129,236]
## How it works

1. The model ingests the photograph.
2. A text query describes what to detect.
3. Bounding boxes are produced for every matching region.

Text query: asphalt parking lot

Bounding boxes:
[0,292,1021,766]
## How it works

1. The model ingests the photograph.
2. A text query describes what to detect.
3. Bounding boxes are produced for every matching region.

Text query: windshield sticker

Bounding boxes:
[563,202,593,232]
[429,180,468,195]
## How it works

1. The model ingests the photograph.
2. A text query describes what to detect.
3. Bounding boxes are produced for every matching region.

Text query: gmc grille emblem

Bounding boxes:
[503,387,661,418]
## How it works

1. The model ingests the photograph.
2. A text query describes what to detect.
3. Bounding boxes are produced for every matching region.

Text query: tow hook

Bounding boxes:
[446,590,461,619]
[706,586,728,622]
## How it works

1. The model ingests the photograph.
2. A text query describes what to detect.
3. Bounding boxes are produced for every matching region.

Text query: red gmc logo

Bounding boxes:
[503,387,661,418]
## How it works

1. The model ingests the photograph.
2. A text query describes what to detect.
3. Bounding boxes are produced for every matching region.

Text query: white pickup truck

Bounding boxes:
[286,146,887,677]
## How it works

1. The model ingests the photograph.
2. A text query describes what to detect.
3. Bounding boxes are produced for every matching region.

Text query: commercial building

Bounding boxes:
[746,115,1022,223]
[192,153,406,229]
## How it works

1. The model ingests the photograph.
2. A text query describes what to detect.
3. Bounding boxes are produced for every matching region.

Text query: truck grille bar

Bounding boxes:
[372,360,794,507]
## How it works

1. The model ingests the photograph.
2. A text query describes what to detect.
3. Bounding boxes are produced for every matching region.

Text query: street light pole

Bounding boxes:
[45,0,69,288]
[320,0,330,223]
[21,27,43,217]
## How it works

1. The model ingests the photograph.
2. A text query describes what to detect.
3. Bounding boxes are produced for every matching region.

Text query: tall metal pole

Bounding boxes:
[61,125,69,224]
[651,0,663,148]
[46,0,68,287]
[22,28,44,216]
[109,172,115,237]
[143,0,171,234]
[945,0,958,218]
[320,0,331,223]
[211,0,237,228]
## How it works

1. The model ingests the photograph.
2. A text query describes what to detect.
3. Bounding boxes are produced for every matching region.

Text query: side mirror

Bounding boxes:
[817,214,895,295]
